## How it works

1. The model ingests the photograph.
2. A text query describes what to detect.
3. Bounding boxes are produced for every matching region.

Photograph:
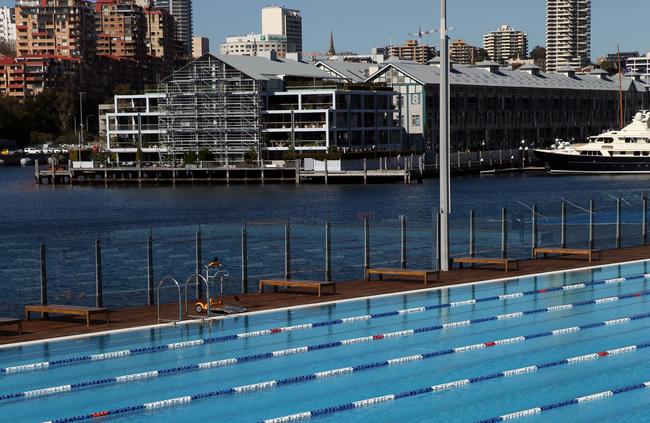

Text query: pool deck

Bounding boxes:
[2,244,650,346]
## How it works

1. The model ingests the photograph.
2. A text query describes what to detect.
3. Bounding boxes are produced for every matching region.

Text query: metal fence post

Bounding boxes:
[469,209,475,257]
[195,231,202,299]
[643,192,648,246]
[284,224,291,280]
[560,201,566,248]
[147,234,154,306]
[95,239,103,308]
[363,219,370,276]
[616,196,622,249]
[589,200,595,250]
[241,226,248,294]
[531,205,538,258]
[39,242,48,319]
[501,207,508,259]
[400,215,407,269]
[325,220,332,281]
[436,212,441,270]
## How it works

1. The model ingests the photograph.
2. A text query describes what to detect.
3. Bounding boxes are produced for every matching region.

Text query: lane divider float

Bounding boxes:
[4,273,646,376]
[42,338,649,423]
[8,291,650,402]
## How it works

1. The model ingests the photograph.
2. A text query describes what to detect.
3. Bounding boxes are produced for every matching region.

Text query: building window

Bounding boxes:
[411,115,421,127]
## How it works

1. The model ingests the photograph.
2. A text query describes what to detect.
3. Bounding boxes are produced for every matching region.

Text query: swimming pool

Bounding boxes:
[3,260,650,422]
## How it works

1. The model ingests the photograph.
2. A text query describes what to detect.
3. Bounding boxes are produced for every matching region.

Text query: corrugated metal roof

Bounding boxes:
[366,61,646,92]
[214,54,338,81]
[169,54,338,82]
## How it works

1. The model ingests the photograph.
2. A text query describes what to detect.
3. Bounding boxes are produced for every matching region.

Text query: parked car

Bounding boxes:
[24,147,41,155]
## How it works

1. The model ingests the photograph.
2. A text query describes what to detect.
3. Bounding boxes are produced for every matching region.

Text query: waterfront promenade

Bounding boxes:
[3,243,649,346]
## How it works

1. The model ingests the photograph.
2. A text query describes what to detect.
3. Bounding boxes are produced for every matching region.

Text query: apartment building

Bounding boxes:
[220,33,287,58]
[151,54,402,160]
[483,25,528,64]
[95,0,147,59]
[15,0,96,60]
[0,7,15,46]
[388,40,435,65]
[546,0,591,71]
[192,36,209,58]
[627,53,650,80]
[143,6,177,64]
[150,0,192,57]
[261,6,302,53]
[449,39,478,65]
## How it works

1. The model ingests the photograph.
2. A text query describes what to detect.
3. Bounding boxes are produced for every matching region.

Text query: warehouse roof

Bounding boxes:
[172,54,339,82]
[365,61,646,92]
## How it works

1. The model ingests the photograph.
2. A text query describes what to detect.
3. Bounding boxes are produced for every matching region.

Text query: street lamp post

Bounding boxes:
[438,0,451,271]
[78,92,86,163]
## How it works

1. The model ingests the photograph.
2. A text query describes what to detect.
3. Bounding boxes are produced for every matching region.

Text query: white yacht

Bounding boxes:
[533,110,650,173]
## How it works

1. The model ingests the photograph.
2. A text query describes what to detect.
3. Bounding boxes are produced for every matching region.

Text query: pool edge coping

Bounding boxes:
[2,257,647,350]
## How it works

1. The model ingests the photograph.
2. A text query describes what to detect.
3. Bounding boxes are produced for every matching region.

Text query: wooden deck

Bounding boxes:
[2,244,650,346]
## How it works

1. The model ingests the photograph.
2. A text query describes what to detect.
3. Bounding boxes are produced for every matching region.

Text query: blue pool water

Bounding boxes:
[3,261,650,422]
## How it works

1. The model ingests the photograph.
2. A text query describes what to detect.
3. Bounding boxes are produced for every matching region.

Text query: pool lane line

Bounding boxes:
[262,344,648,423]
[42,338,649,423]
[3,273,645,376]
[476,380,650,423]
[12,291,650,406]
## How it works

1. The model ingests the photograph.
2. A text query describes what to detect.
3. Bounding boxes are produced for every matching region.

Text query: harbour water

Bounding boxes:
[1,166,649,316]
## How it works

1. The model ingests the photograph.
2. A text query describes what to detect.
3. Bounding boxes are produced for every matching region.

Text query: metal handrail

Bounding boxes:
[157,276,182,324]
[184,274,210,318]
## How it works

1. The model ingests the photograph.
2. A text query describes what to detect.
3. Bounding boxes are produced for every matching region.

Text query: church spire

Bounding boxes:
[328,31,336,57]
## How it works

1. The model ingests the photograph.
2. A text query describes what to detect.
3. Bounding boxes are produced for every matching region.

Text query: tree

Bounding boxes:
[599,60,616,74]
[0,41,15,57]
[530,46,547,70]
[243,147,257,164]
[473,48,489,63]
[197,148,213,162]
[184,151,197,165]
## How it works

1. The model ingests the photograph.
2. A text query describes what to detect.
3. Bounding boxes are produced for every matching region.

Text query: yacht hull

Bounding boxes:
[533,150,650,174]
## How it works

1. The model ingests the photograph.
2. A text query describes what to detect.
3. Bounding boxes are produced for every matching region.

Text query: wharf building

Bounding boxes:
[387,40,435,65]
[0,6,16,46]
[483,25,528,64]
[105,54,403,161]
[546,0,591,72]
[365,60,646,152]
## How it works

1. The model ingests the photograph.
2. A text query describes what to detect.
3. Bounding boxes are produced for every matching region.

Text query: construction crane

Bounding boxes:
[409,26,437,40]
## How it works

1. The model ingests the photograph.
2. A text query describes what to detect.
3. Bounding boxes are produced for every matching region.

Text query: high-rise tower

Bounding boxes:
[261,6,302,53]
[546,0,591,72]
[151,0,193,57]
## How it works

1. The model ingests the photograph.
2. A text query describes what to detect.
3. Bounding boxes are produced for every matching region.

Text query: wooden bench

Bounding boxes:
[24,305,110,327]
[451,257,519,272]
[533,247,600,263]
[365,268,439,284]
[259,279,336,297]
[0,318,22,336]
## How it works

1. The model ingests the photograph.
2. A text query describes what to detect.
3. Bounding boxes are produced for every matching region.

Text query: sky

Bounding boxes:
[2,0,648,58]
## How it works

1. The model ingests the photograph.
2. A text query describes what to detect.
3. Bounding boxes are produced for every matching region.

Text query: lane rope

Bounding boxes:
[0,284,650,402]
[4,273,646,376]
[476,380,650,423]
[3,286,649,393]
[42,335,649,423]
